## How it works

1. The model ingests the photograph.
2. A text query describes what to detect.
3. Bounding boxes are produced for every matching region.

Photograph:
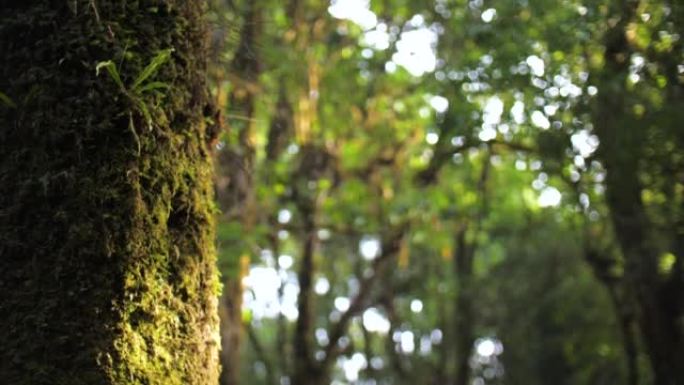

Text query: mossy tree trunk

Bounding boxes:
[0,2,220,384]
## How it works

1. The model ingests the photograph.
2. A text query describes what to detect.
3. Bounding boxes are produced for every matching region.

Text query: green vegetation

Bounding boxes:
[0,1,681,385]
[211,1,683,385]
[96,48,175,130]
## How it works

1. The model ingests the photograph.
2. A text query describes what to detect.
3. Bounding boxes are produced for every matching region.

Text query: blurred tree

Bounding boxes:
[211,1,263,384]
[587,2,684,384]
[205,1,682,384]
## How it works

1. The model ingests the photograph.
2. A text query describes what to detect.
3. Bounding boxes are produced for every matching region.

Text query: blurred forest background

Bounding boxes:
[208,1,683,385]
[0,0,680,384]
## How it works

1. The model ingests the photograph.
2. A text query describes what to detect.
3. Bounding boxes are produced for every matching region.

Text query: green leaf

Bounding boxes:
[131,48,174,91]
[0,91,16,108]
[95,60,125,91]
[136,81,170,93]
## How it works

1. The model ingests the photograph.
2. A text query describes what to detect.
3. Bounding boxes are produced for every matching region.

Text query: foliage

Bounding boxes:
[207,0,681,384]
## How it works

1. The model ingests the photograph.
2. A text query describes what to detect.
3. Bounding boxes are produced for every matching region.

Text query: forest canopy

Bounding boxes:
[210,0,683,384]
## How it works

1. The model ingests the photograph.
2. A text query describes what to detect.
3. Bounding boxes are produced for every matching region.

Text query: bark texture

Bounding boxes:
[0,2,220,384]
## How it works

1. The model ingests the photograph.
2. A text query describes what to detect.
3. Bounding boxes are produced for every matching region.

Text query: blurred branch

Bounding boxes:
[415,139,534,186]
[383,297,410,379]
[320,224,409,369]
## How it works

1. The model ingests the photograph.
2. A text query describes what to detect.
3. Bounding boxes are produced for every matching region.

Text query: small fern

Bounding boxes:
[95,61,125,91]
[130,49,173,92]
[96,48,174,130]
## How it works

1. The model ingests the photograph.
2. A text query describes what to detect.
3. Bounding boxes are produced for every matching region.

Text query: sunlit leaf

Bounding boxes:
[131,48,174,91]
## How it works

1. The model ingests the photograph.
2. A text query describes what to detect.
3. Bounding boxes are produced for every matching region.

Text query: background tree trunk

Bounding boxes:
[593,5,684,382]
[452,151,490,385]
[0,2,220,384]
[215,2,262,384]
[219,273,247,385]
[453,225,475,385]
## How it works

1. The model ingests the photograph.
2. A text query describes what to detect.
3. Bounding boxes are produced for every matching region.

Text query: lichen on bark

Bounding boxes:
[0,1,220,384]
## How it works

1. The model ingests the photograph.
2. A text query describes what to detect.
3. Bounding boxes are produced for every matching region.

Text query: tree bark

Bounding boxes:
[0,2,220,384]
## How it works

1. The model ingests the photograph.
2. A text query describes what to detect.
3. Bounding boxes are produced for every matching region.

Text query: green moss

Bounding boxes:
[0,1,220,384]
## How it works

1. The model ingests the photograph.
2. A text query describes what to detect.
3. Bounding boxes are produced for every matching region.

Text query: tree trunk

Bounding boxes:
[584,248,640,385]
[218,258,248,385]
[216,1,261,380]
[594,8,684,382]
[0,2,220,384]
[292,216,319,385]
[452,150,490,385]
[453,225,475,385]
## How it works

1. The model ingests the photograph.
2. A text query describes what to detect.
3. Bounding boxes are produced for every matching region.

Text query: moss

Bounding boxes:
[0,1,220,384]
